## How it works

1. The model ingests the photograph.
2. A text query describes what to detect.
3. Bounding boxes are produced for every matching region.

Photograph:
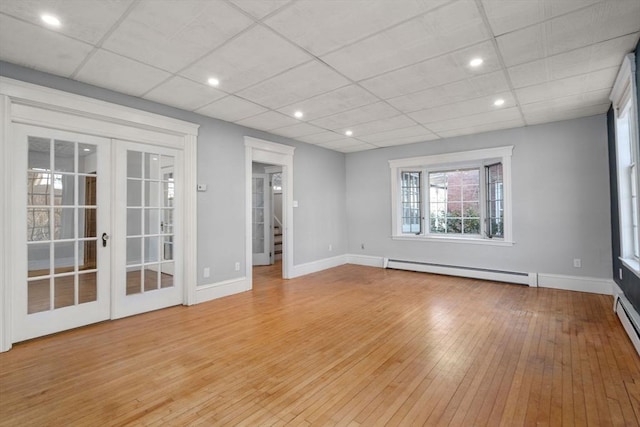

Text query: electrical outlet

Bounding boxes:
[361,243,365,250]
[573,258,581,268]
[203,267,210,278]
[235,262,240,271]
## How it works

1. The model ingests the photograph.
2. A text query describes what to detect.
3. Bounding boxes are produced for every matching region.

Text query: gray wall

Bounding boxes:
[346,115,613,279]
[1,61,348,285]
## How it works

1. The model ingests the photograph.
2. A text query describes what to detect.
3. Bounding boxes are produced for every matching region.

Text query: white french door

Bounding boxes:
[13,124,111,341]
[252,173,271,266]
[112,141,183,318]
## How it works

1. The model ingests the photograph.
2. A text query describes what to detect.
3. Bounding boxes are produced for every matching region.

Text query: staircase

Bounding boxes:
[273,220,283,261]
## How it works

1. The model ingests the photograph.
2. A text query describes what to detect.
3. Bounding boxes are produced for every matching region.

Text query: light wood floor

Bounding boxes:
[1,264,640,426]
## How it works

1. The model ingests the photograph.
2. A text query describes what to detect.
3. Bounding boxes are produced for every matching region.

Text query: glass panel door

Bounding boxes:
[114,141,182,318]
[14,125,111,342]
[252,173,271,266]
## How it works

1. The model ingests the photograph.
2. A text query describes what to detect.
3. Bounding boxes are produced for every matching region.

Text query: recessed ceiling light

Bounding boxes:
[345,130,353,136]
[494,98,505,106]
[41,14,61,27]
[469,58,483,67]
[294,111,303,119]
[207,77,219,87]
[83,148,91,152]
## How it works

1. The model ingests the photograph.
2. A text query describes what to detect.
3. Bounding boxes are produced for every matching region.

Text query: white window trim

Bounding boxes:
[389,146,514,245]
[611,53,640,276]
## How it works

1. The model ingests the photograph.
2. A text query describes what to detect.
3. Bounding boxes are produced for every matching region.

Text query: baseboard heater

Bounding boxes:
[614,293,640,356]
[383,258,537,286]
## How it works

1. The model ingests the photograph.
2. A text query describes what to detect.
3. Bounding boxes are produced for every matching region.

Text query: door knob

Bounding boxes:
[102,232,109,247]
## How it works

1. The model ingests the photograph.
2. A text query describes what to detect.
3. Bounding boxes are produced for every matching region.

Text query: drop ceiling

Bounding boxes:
[0,0,638,153]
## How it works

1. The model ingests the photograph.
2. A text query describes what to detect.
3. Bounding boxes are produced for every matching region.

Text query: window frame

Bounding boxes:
[390,146,514,246]
[610,53,640,276]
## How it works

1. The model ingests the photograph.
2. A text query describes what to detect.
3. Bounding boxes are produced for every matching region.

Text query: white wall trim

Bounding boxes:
[290,255,347,278]
[537,274,614,295]
[346,254,385,268]
[195,277,251,304]
[245,137,295,287]
[0,94,11,352]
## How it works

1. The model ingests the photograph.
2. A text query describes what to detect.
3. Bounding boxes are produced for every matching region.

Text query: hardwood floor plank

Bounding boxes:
[1,264,639,426]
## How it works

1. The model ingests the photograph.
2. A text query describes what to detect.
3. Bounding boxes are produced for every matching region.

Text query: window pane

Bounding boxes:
[28,137,51,170]
[144,153,160,179]
[54,140,75,173]
[127,151,142,178]
[28,243,50,277]
[78,144,97,173]
[78,272,97,304]
[429,169,479,236]
[28,172,50,205]
[53,208,75,240]
[28,278,50,314]
[401,171,421,234]
[486,163,504,238]
[27,208,50,241]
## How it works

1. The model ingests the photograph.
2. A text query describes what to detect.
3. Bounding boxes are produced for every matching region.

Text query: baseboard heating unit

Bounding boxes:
[614,293,640,356]
[383,258,537,286]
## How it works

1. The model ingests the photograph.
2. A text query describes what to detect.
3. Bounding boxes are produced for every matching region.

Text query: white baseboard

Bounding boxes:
[289,255,347,278]
[346,254,385,268]
[612,282,640,356]
[537,273,614,295]
[195,276,250,304]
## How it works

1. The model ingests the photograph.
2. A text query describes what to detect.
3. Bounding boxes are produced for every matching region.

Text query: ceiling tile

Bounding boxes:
[360,40,502,100]
[317,138,365,150]
[508,33,639,89]
[481,0,601,36]
[338,143,378,153]
[0,0,133,45]
[236,60,351,109]
[310,101,400,130]
[497,1,640,67]
[103,0,253,73]
[521,88,611,117]
[437,118,525,138]
[409,92,516,124]
[373,133,440,147]
[235,110,299,131]
[195,95,267,122]
[427,107,522,133]
[269,122,326,139]
[359,125,437,144]
[264,0,448,57]
[388,71,510,113]
[180,25,312,93]
[296,131,346,145]
[321,1,490,81]
[0,14,94,76]
[524,103,610,125]
[516,66,618,105]
[344,115,417,138]
[276,85,378,122]
[143,76,225,111]
[229,0,292,19]
[74,49,172,96]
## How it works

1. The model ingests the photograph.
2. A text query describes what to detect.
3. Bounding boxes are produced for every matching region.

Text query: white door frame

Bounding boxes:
[0,77,199,352]
[244,137,294,285]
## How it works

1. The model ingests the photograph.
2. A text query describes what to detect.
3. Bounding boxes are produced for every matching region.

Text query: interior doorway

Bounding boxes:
[244,137,295,288]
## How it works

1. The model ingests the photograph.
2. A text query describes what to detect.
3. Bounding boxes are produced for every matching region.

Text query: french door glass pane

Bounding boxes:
[78,272,97,303]
[28,278,50,314]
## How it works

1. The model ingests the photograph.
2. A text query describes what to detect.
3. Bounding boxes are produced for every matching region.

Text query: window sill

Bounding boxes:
[392,234,514,247]
[620,257,640,279]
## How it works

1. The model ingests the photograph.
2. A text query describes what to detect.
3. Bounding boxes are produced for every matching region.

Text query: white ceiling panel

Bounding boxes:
[103,0,253,73]
[508,33,639,89]
[310,102,400,130]
[270,122,326,139]
[75,50,171,96]
[360,40,502,100]
[338,143,379,153]
[342,115,417,138]
[264,0,448,57]
[427,107,522,133]
[143,76,225,111]
[321,0,490,81]
[236,60,351,109]
[482,0,601,36]
[229,0,292,19]
[525,103,611,125]
[0,14,94,76]
[497,1,640,67]
[180,26,312,93]
[0,0,133,45]
[521,89,611,116]
[388,71,510,113]
[359,125,437,144]
[437,118,525,139]
[317,138,365,150]
[235,110,299,131]
[296,131,347,145]
[276,85,378,122]
[516,66,618,105]
[409,92,516,125]
[374,133,441,147]
[195,95,267,122]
